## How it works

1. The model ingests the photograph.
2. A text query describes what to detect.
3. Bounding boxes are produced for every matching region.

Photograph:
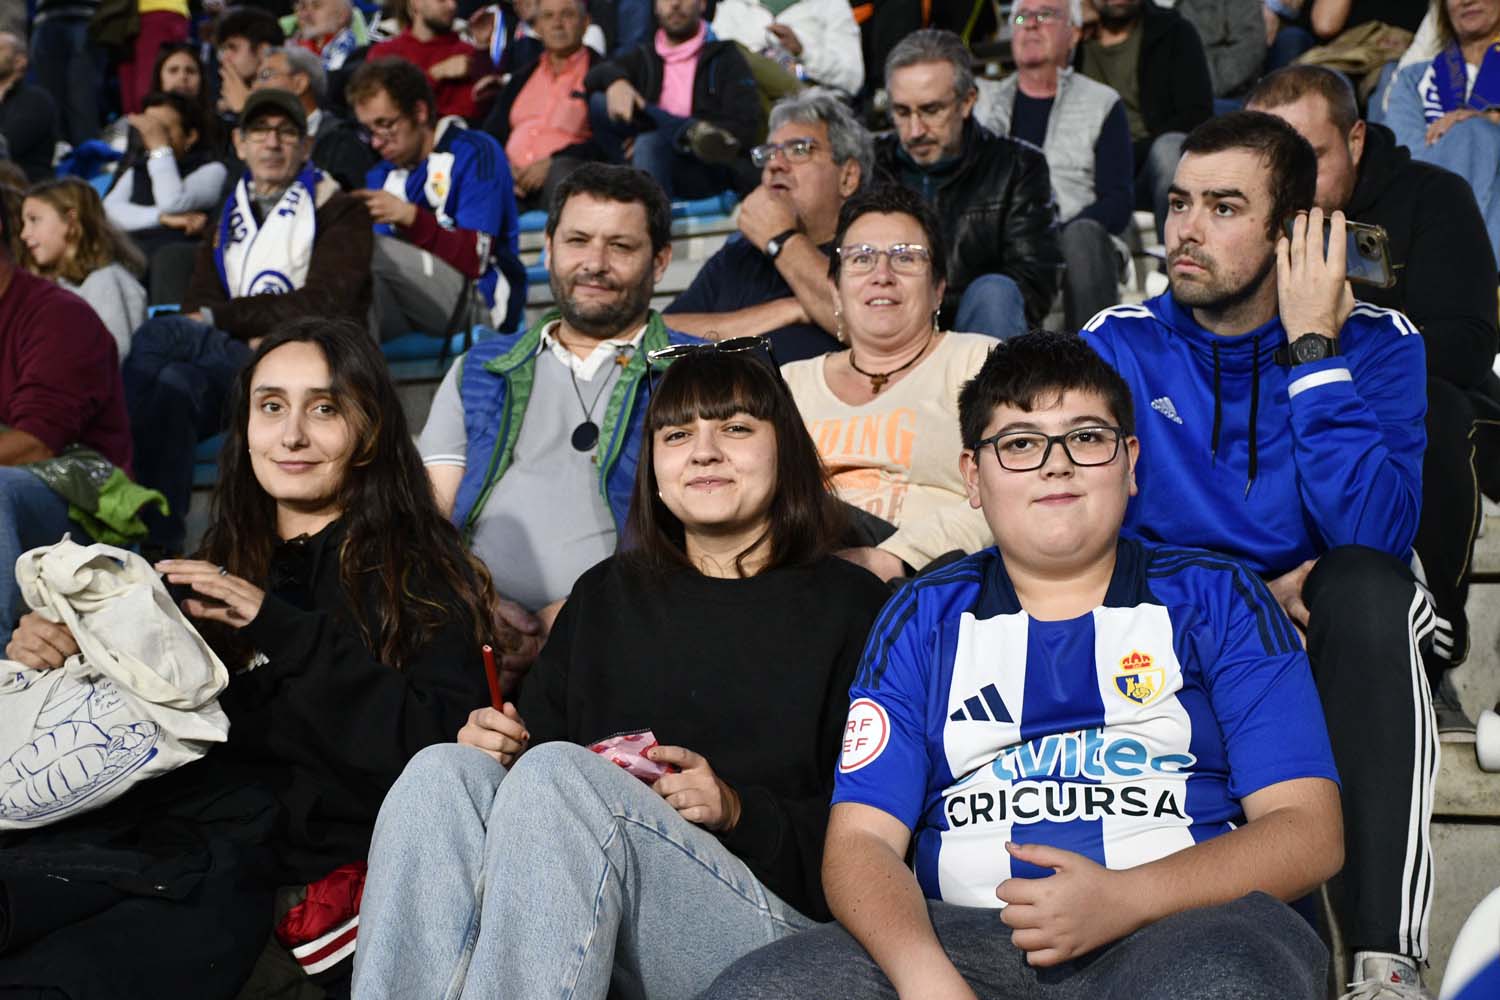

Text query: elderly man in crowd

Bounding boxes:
[877,28,1062,339]
[982,0,1133,331]
[481,0,603,211]
[664,88,870,362]
[252,44,376,190]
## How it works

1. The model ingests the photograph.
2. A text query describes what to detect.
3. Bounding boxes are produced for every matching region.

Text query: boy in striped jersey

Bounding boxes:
[702,331,1343,1000]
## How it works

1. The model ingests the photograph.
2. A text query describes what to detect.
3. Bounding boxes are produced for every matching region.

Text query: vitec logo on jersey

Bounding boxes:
[1114,650,1165,706]
[840,698,890,773]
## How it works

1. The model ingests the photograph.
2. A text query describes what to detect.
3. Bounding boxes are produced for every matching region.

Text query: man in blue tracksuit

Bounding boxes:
[1083,112,1435,999]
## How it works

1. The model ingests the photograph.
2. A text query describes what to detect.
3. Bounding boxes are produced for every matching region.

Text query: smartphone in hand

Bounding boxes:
[1286,215,1397,288]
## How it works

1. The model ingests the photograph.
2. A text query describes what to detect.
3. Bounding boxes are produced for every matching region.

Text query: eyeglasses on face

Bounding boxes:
[1013,8,1065,27]
[974,426,1125,471]
[889,98,959,125]
[836,243,933,276]
[357,114,407,142]
[243,122,304,144]
[749,137,821,169]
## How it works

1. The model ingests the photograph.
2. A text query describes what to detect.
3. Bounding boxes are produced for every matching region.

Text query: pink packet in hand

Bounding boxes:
[588,729,676,784]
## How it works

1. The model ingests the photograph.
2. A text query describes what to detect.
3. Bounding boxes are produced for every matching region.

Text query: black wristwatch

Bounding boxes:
[765,228,799,260]
[1275,334,1339,367]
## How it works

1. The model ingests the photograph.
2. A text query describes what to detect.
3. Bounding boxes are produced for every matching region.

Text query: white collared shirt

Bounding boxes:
[540,320,648,381]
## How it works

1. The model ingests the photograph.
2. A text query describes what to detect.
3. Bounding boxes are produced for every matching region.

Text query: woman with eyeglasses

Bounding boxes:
[781,184,997,583]
[353,348,893,1000]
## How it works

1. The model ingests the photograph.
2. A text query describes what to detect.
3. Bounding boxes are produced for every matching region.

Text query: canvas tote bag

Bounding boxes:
[0,538,230,830]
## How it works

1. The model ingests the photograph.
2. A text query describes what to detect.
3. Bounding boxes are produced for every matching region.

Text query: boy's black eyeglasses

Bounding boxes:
[973,426,1125,471]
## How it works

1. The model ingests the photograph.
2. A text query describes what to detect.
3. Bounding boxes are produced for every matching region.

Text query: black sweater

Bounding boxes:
[518,553,892,921]
[226,520,491,882]
[1346,123,1499,389]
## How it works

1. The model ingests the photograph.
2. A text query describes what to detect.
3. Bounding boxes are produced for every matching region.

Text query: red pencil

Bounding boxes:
[482,644,504,710]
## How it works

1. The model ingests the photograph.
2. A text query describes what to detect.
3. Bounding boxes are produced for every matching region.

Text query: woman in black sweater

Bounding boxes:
[354,348,893,1000]
[1,319,495,997]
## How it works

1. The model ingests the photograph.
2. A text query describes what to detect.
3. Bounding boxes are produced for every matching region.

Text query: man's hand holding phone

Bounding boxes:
[1277,207,1355,342]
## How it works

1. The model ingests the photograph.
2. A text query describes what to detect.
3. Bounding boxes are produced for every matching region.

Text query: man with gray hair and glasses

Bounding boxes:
[665,87,873,362]
[980,0,1134,331]
[875,28,1062,340]
[252,44,376,190]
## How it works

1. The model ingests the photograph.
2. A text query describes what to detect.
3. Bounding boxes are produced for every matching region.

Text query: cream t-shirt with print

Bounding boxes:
[783,332,996,569]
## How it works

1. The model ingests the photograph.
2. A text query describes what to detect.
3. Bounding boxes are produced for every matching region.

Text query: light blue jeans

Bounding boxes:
[352,742,814,1000]
[0,467,79,648]
[1410,118,1500,261]
[953,273,1029,339]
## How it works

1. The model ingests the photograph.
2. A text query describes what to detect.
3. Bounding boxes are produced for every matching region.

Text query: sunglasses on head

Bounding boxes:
[644,335,784,396]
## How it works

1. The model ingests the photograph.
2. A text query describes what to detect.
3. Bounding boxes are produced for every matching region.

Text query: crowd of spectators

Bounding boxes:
[0,0,1498,998]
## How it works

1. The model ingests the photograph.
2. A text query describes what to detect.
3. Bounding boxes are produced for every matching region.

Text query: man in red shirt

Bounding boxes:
[0,210,131,648]
[368,0,494,121]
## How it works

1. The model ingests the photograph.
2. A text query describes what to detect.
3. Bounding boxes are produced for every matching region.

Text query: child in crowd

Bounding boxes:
[1,319,496,997]
[353,347,894,999]
[20,176,147,361]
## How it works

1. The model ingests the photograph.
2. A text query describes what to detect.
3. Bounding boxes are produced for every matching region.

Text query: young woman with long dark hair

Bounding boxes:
[2,318,497,997]
[354,348,894,1000]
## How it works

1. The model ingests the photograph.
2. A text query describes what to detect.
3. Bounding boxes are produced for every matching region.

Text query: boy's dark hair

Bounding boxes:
[827,183,947,286]
[546,163,672,256]
[1245,65,1360,136]
[213,5,285,49]
[140,90,206,144]
[1179,111,1317,241]
[957,330,1136,448]
[346,57,437,124]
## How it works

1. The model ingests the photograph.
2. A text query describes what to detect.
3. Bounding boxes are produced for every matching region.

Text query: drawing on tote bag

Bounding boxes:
[0,669,162,823]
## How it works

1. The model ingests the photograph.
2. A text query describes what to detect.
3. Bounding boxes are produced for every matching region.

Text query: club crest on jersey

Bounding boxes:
[1114,651,1164,706]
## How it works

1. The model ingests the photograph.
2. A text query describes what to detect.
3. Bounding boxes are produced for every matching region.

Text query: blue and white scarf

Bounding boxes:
[1424,38,1500,122]
[214,164,324,298]
[321,26,362,71]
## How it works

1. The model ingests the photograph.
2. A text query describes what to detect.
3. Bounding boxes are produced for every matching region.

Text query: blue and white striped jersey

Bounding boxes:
[833,539,1338,907]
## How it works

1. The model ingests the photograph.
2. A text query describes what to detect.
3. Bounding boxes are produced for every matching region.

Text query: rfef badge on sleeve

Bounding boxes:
[840,698,890,773]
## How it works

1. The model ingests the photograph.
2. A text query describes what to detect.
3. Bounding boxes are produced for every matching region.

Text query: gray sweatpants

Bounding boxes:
[369,233,492,342]
[698,892,1327,1000]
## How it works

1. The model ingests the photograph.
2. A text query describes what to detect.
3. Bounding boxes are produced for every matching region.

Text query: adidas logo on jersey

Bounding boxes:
[949,683,1013,724]
[1150,396,1183,424]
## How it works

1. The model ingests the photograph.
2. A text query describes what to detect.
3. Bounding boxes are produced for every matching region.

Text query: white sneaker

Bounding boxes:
[1338,952,1431,1000]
